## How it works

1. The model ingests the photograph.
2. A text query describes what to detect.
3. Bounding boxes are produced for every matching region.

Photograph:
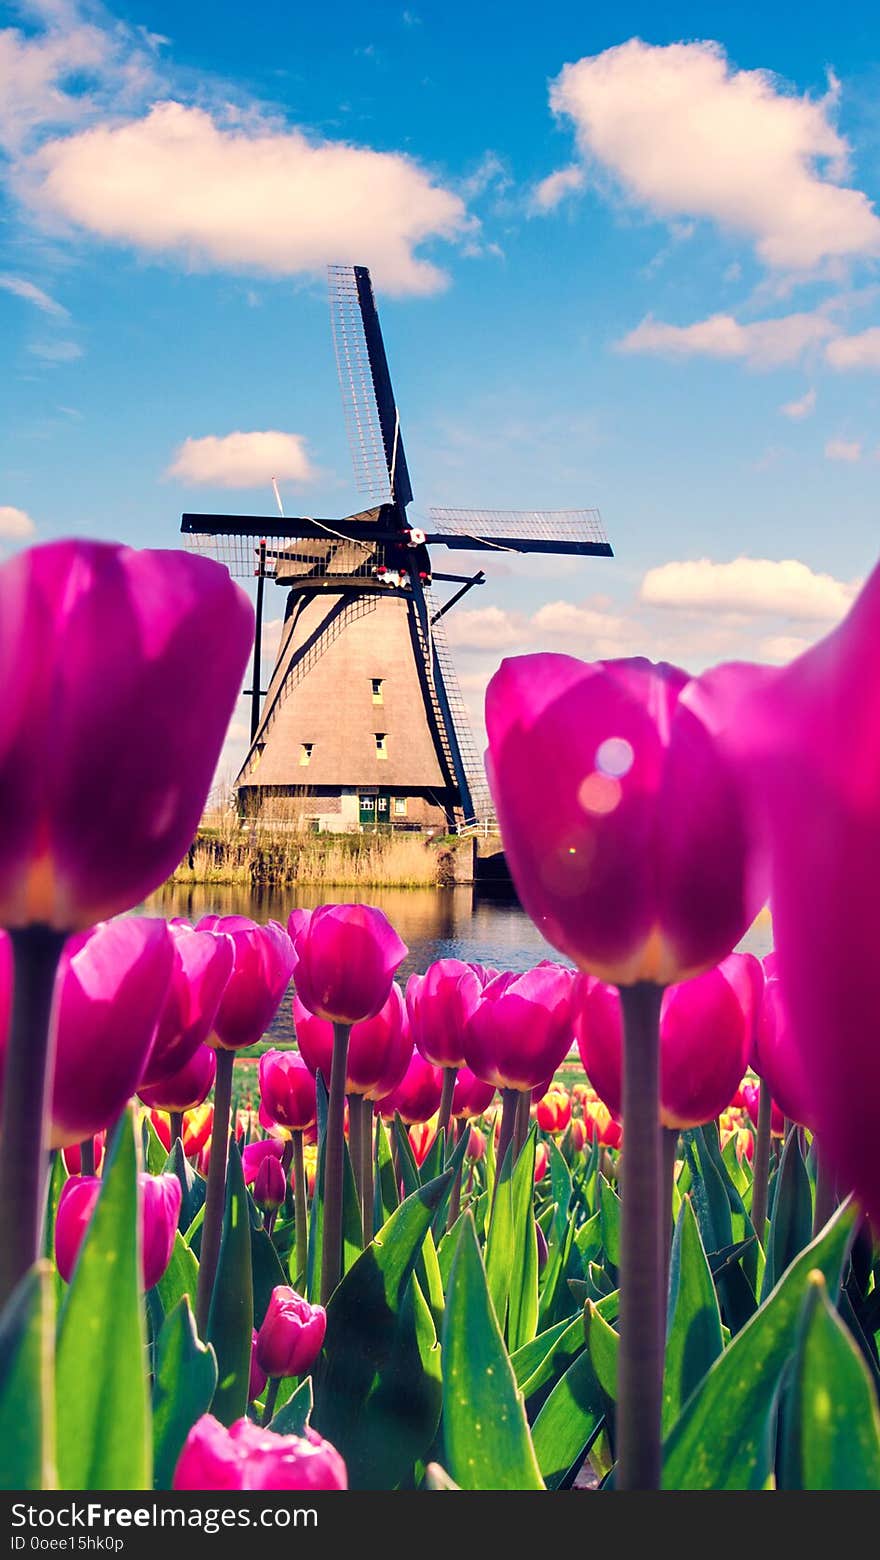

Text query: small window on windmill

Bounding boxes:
[300,743,314,766]
[371,677,384,705]
[393,797,407,817]
[375,733,388,759]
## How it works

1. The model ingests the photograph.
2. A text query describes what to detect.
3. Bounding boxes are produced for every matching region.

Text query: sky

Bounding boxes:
[2,0,880,786]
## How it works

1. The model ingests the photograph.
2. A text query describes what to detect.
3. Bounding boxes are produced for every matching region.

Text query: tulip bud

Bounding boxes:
[406,960,483,1069]
[173,1415,347,1490]
[55,1171,181,1289]
[288,905,407,1024]
[196,917,295,1051]
[255,1287,327,1379]
[241,1138,285,1187]
[463,965,574,1091]
[254,1152,287,1213]
[258,1048,317,1131]
[408,1120,437,1166]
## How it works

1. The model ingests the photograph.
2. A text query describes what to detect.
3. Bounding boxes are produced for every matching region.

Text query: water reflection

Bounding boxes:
[149,882,773,1047]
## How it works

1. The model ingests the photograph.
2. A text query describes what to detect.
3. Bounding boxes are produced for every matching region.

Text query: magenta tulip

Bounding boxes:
[196,917,294,1051]
[258,1048,317,1131]
[41,917,176,1149]
[249,1330,268,1402]
[254,1152,287,1213]
[0,932,9,1046]
[754,976,815,1129]
[376,1051,443,1124]
[139,925,233,1088]
[292,986,411,1100]
[288,904,407,1024]
[451,1066,497,1120]
[743,1082,785,1138]
[406,960,483,1069]
[485,654,766,987]
[255,1286,327,1379]
[173,1415,347,1491]
[242,1138,285,1186]
[0,540,253,931]
[138,1043,216,1113]
[55,1170,181,1288]
[463,965,574,1092]
[574,955,753,1129]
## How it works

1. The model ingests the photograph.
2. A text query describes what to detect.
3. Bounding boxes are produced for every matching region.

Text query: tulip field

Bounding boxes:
[1,539,880,1499]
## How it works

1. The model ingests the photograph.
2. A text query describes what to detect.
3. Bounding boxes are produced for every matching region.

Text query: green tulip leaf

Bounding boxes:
[663,1196,724,1434]
[584,1299,619,1403]
[485,1127,539,1350]
[511,1314,580,1392]
[154,1232,199,1321]
[662,1200,857,1489]
[0,1262,56,1490]
[373,1117,399,1232]
[441,1216,544,1490]
[269,1377,313,1437]
[780,1272,880,1490]
[761,1130,814,1302]
[162,1139,206,1233]
[151,1297,217,1490]
[531,1343,605,1489]
[305,1133,362,1303]
[599,1178,621,1269]
[142,1114,169,1176]
[206,1140,254,1425]
[56,1114,151,1490]
[250,1224,288,1329]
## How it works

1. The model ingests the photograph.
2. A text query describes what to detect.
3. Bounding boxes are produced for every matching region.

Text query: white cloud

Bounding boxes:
[824,438,861,462]
[167,430,316,489]
[617,310,835,368]
[530,164,585,213]
[0,505,37,538]
[549,39,880,269]
[826,327,880,369]
[22,100,471,295]
[445,606,522,652]
[27,338,81,360]
[0,273,67,316]
[758,633,812,662]
[780,387,816,419]
[640,556,859,621]
[531,600,631,651]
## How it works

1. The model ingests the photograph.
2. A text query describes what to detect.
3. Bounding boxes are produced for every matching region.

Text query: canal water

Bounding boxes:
[148,882,774,1048]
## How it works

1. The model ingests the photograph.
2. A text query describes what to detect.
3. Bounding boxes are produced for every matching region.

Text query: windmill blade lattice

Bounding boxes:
[329,265,394,506]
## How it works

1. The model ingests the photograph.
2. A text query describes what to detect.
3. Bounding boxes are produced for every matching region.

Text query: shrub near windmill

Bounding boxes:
[183,265,613,835]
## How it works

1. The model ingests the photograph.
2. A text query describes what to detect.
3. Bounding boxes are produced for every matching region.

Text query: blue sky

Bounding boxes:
[2,0,880,775]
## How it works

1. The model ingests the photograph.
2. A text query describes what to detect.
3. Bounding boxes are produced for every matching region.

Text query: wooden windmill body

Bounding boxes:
[182,266,613,832]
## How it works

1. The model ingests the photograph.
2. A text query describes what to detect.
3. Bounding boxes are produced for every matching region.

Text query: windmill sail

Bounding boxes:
[329,265,413,509]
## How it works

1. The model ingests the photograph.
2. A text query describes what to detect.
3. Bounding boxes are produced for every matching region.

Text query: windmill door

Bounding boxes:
[376,794,391,829]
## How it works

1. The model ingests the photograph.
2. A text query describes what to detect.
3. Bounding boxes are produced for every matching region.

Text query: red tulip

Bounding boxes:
[408,1120,437,1166]
[61,1132,105,1175]
[485,654,765,986]
[451,1066,496,1120]
[36,917,176,1149]
[255,1286,327,1378]
[463,965,574,1091]
[138,1043,216,1113]
[376,1051,443,1124]
[196,917,294,1051]
[534,1142,549,1181]
[0,541,253,931]
[55,1171,181,1288]
[291,985,411,1099]
[406,959,483,1069]
[149,1102,213,1158]
[288,905,407,1024]
[258,1048,317,1131]
[583,1097,622,1150]
[173,1415,347,1490]
[535,1088,572,1134]
[139,925,233,1087]
[574,955,753,1130]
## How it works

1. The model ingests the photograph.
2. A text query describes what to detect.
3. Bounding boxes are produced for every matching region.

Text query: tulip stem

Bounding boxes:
[169,1112,184,1148]
[447,1119,465,1231]
[513,1089,531,1162]
[291,1130,308,1290]
[751,1080,772,1249]
[438,1066,457,1140]
[493,1088,518,1209]
[195,1046,234,1336]
[261,1377,280,1428]
[359,1097,374,1247]
[320,1023,350,1304]
[0,926,67,1308]
[617,981,665,1492]
[79,1137,95,1178]
[812,1147,836,1238]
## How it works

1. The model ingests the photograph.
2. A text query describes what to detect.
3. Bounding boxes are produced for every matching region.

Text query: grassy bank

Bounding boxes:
[167,827,481,888]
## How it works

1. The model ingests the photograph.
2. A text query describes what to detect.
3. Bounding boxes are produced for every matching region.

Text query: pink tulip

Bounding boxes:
[485,654,766,987]
[255,1286,327,1378]
[451,1066,496,1120]
[292,985,411,1099]
[28,917,176,1150]
[196,917,294,1051]
[463,965,574,1092]
[254,1152,287,1213]
[0,541,253,931]
[139,925,233,1087]
[376,1051,443,1124]
[466,1125,486,1160]
[406,959,483,1069]
[55,1171,181,1288]
[241,1138,285,1186]
[249,1330,268,1402]
[574,956,753,1130]
[752,976,815,1129]
[138,1043,216,1113]
[742,1082,785,1138]
[288,905,407,1024]
[258,1048,317,1131]
[173,1415,347,1490]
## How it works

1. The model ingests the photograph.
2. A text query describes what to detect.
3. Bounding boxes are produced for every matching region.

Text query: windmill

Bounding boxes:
[181,264,613,832]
